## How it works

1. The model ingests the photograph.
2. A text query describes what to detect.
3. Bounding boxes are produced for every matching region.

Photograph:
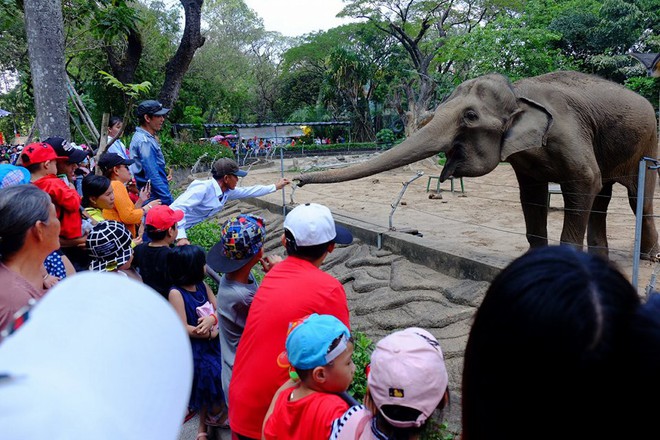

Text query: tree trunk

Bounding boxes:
[23,0,70,140]
[106,28,143,86]
[158,0,206,108]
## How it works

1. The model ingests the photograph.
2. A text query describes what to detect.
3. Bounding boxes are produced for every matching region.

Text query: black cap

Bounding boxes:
[44,136,87,164]
[136,100,170,117]
[211,158,248,179]
[98,153,135,172]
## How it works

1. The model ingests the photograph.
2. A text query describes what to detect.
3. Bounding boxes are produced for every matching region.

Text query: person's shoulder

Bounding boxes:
[307,391,350,413]
[129,128,147,143]
[332,405,372,440]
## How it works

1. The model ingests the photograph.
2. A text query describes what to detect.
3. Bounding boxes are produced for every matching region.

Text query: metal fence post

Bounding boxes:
[633,157,660,291]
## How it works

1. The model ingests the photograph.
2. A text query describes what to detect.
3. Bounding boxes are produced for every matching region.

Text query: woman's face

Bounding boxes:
[91,185,115,209]
[42,203,61,253]
[108,121,122,137]
[114,164,132,184]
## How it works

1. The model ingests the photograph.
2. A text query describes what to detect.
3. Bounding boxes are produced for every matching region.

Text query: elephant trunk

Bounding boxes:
[295,113,453,186]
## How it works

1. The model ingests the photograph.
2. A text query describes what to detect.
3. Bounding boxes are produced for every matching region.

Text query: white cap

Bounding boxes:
[0,272,193,440]
[283,203,353,247]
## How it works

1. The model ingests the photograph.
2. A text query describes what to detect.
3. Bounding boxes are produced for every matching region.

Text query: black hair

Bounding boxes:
[371,384,449,439]
[0,184,52,259]
[101,165,115,179]
[294,333,352,382]
[283,228,332,261]
[109,116,123,128]
[81,174,111,208]
[462,245,644,440]
[372,408,425,440]
[145,224,168,241]
[22,161,42,173]
[168,245,206,286]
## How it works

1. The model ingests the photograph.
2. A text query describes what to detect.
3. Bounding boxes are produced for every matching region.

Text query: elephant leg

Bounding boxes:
[624,171,659,259]
[515,172,548,248]
[587,182,613,259]
[558,176,600,252]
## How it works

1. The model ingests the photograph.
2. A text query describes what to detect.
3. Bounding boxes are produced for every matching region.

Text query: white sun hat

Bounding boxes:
[0,272,193,440]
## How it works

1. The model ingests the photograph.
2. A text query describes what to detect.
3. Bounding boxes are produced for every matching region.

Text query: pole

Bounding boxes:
[280,146,286,217]
[389,171,424,230]
[632,159,646,291]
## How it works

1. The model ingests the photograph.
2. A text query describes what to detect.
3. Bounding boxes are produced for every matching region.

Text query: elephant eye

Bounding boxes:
[464,110,479,122]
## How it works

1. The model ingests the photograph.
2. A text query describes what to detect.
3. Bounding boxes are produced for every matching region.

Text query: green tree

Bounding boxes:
[339,0,503,135]
[438,15,575,83]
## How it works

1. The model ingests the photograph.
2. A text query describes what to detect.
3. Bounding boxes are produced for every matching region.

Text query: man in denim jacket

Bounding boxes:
[129,100,173,205]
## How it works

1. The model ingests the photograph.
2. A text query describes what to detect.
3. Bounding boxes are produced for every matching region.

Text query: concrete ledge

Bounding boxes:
[248,198,506,282]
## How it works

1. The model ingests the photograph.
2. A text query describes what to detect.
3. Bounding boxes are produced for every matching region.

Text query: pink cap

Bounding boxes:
[368,328,448,428]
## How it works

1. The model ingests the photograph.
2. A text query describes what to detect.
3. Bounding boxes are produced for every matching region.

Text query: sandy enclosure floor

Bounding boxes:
[239,155,660,296]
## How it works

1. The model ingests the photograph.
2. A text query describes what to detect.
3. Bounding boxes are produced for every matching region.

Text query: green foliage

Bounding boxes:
[422,420,456,440]
[438,15,574,82]
[186,219,221,293]
[625,76,660,109]
[182,105,205,126]
[89,0,142,41]
[163,141,234,169]
[376,128,396,145]
[187,219,221,252]
[98,71,152,99]
[348,331,374,401]
[287,142,378,152]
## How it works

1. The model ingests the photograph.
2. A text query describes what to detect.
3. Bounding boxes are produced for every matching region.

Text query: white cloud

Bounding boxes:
[244,0,356,37]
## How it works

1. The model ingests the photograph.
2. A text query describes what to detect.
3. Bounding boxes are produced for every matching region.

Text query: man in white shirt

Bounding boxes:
[171,158,290,245]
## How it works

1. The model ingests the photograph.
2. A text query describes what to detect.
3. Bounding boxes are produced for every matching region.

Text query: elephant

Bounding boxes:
[295,71,660,259]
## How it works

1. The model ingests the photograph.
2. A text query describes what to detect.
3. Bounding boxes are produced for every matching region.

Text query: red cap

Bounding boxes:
[145,205,184,231]
[20,142,67,166]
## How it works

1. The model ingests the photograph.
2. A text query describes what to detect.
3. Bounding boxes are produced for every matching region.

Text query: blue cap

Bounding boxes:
[0,164,30,189]
[285,314,350,370]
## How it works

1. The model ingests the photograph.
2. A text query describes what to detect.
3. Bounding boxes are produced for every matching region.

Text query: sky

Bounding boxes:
[243,0,357,37]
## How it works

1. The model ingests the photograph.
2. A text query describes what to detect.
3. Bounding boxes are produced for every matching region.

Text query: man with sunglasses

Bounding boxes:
[170,157,289,246]
[129,100,173,205]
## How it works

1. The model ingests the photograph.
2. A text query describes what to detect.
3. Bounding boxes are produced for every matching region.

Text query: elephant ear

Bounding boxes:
[501,97,553,161]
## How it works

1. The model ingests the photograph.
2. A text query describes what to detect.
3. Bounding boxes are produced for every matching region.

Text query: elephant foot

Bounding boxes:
[640,243,660,262]
[640,251,660,262]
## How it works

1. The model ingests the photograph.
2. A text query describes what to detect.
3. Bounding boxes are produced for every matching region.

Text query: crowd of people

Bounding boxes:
[2,98,660,440]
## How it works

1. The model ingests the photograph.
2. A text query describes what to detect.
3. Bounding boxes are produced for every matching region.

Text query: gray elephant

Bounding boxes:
[295,71,659,259]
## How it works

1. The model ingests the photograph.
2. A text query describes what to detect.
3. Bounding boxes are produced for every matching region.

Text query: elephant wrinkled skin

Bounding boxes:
[295,71,659,259]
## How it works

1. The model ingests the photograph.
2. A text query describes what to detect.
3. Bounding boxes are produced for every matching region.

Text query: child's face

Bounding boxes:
[44,160,57,175]
[321,341,355,393]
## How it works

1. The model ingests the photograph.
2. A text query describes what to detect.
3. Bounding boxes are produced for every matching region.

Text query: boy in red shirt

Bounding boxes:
[20,142,85,248]
[262,313,355,440]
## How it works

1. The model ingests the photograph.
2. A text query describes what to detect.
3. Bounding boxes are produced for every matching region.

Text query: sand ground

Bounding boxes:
[242,154,660,296]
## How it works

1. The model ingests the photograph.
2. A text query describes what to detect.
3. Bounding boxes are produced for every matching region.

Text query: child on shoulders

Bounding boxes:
[262,313,355,440]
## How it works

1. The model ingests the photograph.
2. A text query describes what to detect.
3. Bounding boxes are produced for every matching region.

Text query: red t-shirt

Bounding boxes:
[228,256,350,439]
[33,174,82,239]
[263,386,349,440]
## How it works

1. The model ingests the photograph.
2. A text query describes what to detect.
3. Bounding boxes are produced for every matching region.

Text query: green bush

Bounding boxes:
[286,142,378,152]
[376,128,396,146]
[348,331,374,401]
[163,141,233,169]
[186,219,222,291]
